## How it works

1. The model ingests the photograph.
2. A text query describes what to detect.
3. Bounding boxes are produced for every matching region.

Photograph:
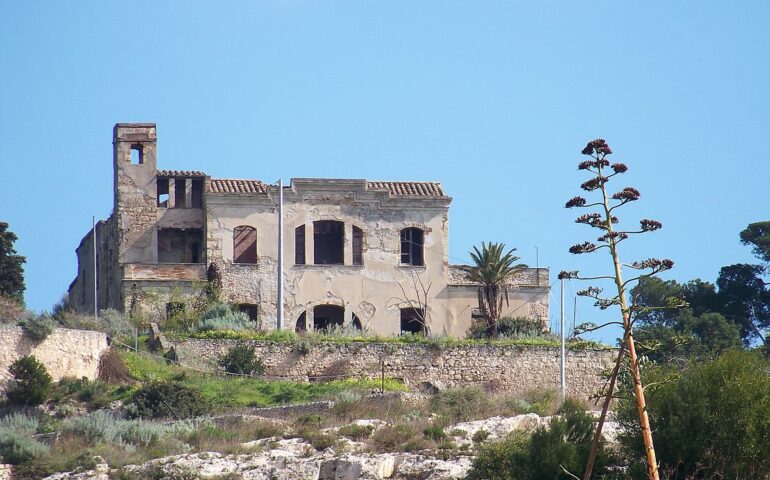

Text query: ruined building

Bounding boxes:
[68,124,550,337]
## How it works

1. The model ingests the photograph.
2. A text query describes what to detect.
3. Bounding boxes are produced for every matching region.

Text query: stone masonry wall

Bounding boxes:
[0,327,109,390]
[176,339,615,402]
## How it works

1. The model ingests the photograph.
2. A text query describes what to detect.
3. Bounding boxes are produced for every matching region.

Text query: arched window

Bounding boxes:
[314,220,344,265]
[233,226,257,264]
[296,311,307,333]
[400,227,424,266]
[352,226,364,265]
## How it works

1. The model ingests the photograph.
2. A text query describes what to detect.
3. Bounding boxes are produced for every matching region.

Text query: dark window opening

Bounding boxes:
[296,311,307,333]
[158,228,204,263]
[237,304,258,322]
[313,305,344,332]
[314,220,344,265]
[175,178,186,208]
[157,178,169,207]
[352,313,362,330]
[352,226,364,265]
[401,307,425,335]
[166,302,185,319]
[295,225,306,265]
[471,308,484,322]
[130,144,143,164]
[233,226,257,264]
[191,179,204,208]
[400,228,425,266]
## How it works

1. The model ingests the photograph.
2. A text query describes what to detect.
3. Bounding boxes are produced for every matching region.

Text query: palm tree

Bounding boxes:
[465,242,526,338]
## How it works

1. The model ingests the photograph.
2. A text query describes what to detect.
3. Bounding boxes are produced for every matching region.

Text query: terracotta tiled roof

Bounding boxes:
[367,181,446,197]
[209,178,268,194]
[157,169,206,177]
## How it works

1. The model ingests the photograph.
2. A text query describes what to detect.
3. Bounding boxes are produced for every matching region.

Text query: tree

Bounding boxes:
[0,222,25,303]
[463,242,526,338]
[740,221,770,265]
[716,263,770,344]
[6,355,52,406]
[617,351,770,479]
[561,139,672,480]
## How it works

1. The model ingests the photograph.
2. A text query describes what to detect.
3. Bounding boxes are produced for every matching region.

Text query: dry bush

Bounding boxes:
[0,295,25,324]
[97,348,135,384]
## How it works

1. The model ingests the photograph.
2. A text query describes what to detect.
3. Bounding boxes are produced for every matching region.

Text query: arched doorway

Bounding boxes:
[313,305,344,332]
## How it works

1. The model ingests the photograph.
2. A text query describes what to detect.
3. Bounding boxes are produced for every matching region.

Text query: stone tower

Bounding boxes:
[113,123,159,263]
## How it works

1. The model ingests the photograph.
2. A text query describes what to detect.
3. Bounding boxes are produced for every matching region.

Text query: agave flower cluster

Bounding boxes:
[559,138,673,310]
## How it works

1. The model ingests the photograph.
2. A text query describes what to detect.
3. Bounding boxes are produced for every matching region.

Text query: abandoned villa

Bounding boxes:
[67,123,550,337]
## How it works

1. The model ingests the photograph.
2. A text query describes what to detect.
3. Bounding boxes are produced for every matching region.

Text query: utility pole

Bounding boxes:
[92,216,98,322]
[276,179,284,330]
[560,277,566,400]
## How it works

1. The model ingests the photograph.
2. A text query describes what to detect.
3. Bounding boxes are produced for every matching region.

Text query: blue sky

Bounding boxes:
[1,2,768,343]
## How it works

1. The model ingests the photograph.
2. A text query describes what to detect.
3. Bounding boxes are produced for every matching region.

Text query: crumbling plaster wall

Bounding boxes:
[205,183,451,335]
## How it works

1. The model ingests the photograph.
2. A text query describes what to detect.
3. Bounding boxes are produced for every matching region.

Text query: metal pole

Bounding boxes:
[277,179,284,330]
[93,216,98,322]
[533,246,539,286]
[560,277,566,400]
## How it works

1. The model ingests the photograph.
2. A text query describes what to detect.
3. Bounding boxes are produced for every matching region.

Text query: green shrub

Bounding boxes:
[6,355,53,405]
[219,343,265,375]
[472,429,490,443]
[99,308,135,339]
[129,381,212,419]
[0,413,49,464]
[618,350,770,479]
[466,316,546,340]
[423,424,446,441]
[63,410,129,444]
[431,386,491,423]
[23,313,55,341]
[370,424,421,451]
[466,398,618,480]
[338,423,374,440]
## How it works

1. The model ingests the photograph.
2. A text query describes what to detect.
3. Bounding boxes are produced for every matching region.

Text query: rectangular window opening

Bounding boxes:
[191,179,204,208]
[314,220,344,265]
[400,308,425,335]
[157,178,169,207]
[295,225,306,265]
[157,228,204,263]
[130,145,143,164]
[174,178,186,208]
[352,226,364,265]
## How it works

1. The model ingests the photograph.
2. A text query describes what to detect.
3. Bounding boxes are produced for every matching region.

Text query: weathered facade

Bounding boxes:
[68,123,549,337]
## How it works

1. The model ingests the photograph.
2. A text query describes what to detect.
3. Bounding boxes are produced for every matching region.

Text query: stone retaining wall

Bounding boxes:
[176,339,616,401]
[0,327,109,390]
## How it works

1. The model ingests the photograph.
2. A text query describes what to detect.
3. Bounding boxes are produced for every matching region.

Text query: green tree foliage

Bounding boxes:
[632,272,770,349]
[617,351,770,479]
[634,310,741,363]
[466,399,619,480]
[6,355,53,406]
[219,342,265,375]
[129,381,211,419]
[0,222,26,302]
[740,221,770,264]
[716,263,770,344]
[464,242,526,338]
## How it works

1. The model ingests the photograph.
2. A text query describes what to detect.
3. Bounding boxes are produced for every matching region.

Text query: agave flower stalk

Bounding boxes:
[562,139,672,480]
